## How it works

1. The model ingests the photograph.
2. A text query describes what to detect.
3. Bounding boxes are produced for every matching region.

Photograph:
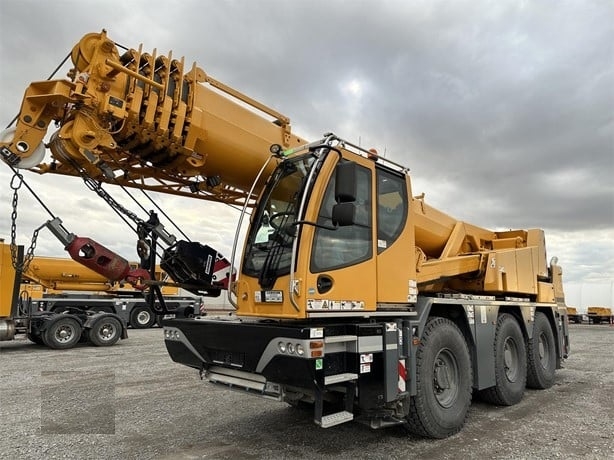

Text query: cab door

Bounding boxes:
[303,160,377,313]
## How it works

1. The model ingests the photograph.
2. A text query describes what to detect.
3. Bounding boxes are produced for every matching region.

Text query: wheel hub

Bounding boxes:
[99,324,114,339]
[504,337,519,382]
[57,326,73,342]
[538,332,550,369]
[137,311,151,324]
[433,349,459,408]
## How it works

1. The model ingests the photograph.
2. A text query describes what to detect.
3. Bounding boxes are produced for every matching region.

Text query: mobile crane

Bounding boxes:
[586,307,613,325]
[1,237,128,348]
[1,30,570,438]
[12,243,201,328]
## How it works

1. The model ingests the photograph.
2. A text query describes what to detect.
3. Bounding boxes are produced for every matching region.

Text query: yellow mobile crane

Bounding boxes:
[16,246,200,328]
[1,238,200,345]
[586,307,612,324]
[1,237,128,347]
[1,31,569,438]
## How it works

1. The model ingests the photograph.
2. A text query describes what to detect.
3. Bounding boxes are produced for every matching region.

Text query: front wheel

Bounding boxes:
[88,316,122,347]
[406,317,473,438]
[527,312,556,389]
[480,313,527,406]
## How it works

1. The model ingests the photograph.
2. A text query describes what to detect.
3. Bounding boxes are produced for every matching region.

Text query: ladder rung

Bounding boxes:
[319,411,354,428]
[324,373,358,385]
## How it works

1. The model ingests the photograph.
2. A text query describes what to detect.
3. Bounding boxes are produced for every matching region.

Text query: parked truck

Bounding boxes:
[1,31,570,438]
[566,307,583,324]
[587,306,613,325]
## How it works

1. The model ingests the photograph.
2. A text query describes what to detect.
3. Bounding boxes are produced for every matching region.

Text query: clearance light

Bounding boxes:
[308,340,324,358]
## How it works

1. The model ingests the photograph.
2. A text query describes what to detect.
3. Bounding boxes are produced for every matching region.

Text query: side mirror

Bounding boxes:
[335,161,357,203]
[332,202,356,227]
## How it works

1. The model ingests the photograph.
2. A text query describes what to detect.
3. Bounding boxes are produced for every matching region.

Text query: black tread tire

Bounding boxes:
[43,317,82,350]
[130,306,155,329]
[88,316,122,347]
[526,312,556,389]
[27,331,44,345]
[481,313,527,406]
[406,317,473,439]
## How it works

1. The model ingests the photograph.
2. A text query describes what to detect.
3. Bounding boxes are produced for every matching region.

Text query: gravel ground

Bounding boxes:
[0,323,612,459]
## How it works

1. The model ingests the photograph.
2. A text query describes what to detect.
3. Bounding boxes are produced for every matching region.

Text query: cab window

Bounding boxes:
[311,164,372,272]
[376,168,407,253]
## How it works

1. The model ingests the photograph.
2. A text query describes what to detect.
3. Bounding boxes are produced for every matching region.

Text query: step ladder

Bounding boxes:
[314,335,358,428]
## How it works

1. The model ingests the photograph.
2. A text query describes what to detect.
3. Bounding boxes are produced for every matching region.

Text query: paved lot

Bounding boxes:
[1,323,612,459]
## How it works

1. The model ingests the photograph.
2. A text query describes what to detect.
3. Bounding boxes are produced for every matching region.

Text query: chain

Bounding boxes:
[9,171,44,273]
[82,175,144,226]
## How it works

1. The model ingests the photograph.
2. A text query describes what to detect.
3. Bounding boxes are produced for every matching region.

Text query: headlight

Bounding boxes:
[296,344,304,356]
[164,330,171,339]
[278,341,287,353]
[287,342,295,354]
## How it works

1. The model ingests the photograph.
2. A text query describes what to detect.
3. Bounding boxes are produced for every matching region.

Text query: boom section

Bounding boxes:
[0,30,306,206]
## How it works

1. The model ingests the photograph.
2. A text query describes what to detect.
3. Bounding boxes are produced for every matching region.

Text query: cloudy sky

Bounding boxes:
[0,0,612,306]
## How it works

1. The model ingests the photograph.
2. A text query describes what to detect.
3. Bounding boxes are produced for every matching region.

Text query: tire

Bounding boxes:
[27,331,44,345]
[406,317,473,439]
[88,316,122,347]
[130,306,155,329]
[527,312,556,389]
[481,313,527,406]
[43,317,82,350]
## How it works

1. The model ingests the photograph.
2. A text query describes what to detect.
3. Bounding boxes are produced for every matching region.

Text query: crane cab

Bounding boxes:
[233,136,418,319]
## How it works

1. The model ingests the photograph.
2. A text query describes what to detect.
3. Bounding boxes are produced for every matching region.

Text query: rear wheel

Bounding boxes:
[88,316,122,347]
[43,317,82,349]
[130,306,155,329]
[481,313,527,406]
[406,317,473,438]
[527,312,556,389]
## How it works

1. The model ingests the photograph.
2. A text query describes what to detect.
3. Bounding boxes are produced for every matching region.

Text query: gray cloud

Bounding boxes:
[0,0,612,289]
